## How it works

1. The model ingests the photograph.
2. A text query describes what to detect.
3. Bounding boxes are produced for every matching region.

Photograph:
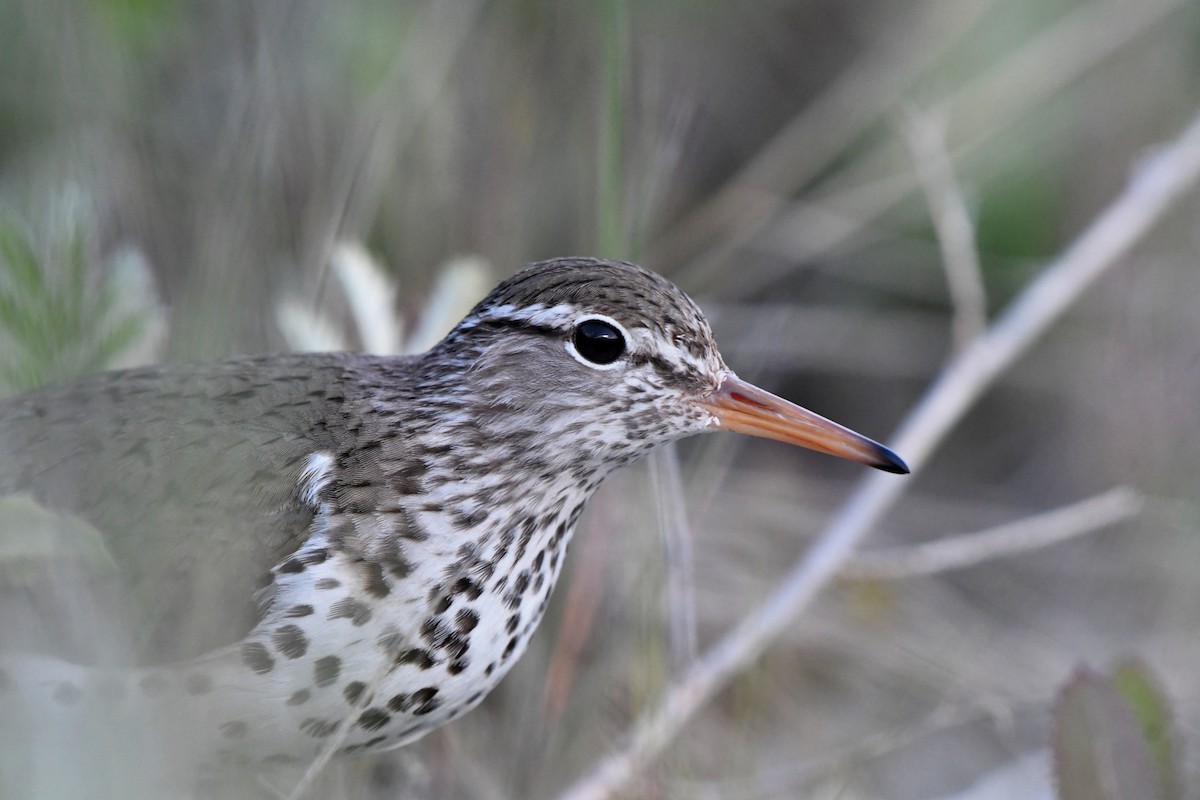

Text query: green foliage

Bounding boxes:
[974,168,1064,262]
[1112,660,1181,800]
[88,0,187,65]
[596,0,631,260]
[0,212,151,393]
[1053,662,1182,800]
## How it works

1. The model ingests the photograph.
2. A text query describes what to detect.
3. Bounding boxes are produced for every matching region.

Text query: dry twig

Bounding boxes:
[900,106,987,352]
[651,0,995,278]
[556,106,1200,800]
[650,445,700,669]
[716,0,1186,298]
[842,486,1142,580]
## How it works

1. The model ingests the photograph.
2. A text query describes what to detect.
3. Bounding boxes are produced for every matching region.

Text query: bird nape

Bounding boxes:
[0,257,906,795]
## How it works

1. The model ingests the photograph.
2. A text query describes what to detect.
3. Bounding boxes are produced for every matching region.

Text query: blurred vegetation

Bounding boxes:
[1053,661,1182,800]
[0,206,156,391]
[1,0,1199,798]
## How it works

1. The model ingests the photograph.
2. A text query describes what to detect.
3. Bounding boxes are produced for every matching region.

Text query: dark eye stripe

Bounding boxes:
[627,351,678,376]
[467,317,561,338]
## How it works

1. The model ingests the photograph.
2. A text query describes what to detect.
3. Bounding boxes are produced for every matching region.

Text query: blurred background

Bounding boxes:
[1,0,1199,798]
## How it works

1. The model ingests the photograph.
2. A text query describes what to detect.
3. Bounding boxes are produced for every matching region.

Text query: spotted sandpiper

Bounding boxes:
[0,257,906,787]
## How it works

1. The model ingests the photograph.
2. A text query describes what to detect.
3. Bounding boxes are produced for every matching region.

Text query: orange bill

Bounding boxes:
[698,374,909,474]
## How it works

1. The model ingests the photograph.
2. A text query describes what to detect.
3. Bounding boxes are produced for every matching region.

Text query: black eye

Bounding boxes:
[572,319,626,365]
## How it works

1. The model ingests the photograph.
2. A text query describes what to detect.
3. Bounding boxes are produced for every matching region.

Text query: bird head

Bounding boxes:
[428,257,908,476]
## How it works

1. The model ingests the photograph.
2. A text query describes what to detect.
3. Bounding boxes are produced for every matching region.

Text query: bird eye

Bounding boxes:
[572,319,626,365]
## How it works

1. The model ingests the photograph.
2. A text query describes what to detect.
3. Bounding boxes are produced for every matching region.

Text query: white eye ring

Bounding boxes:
[564,313,630,371]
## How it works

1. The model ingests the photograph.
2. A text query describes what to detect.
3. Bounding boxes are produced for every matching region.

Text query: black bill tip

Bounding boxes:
[871,442,910,475]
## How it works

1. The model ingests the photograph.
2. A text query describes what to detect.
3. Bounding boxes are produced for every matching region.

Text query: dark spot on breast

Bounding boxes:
[443,633,468,659]
[513,571,530,595]
[343,681,367,705]
[504,571,531,609]
[455,608,479,633]
[516,517,536,558]
[242,642,275,675]
[256,571,275,590]
[420,617,450,646]
[410,687,440,716]
[452,509,487,530]
[285,604,314,618]
[506,614,520,634]
[472,561,495,583]
[395,648,436,670]
[279,558,306,574]
[302,548,329,565]
[359,560,390,599]
[314,655,341,687]
[492,528,515,561]
[287,689,311,706]
[410,686,439,705]
[221,721,248,739]
[387,693,411,713]
[185,673,212,695]
[387,554,413,579]
[398,511,431,541]
[329,597,372,626]
[447,658,469,675]
[341,736,387,755]
[53,682,82,706]
[272,624,309,659]
[485,662,496,676]
[433,594,453,613]
[545,500,566,526]
[503,636,518,659]
[358,708,391,731]
[451,577,483,600]
[315,578,341,590]
[301,718,340,738]
[390,467,424,497]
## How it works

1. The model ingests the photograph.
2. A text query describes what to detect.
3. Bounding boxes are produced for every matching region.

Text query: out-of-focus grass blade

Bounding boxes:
[1053,667,1159,800]
[0,219,46,297]
[1112,660,1181,800]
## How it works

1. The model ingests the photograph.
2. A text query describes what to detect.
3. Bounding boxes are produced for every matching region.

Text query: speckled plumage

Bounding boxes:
[0,257,904,786]
[0,258,734,770]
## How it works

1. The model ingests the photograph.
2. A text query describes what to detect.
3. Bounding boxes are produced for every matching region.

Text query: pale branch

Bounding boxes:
[555,106,1200,800]
[651,444,700,669]
[841,486,1142,580]
[900,106,988,352]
